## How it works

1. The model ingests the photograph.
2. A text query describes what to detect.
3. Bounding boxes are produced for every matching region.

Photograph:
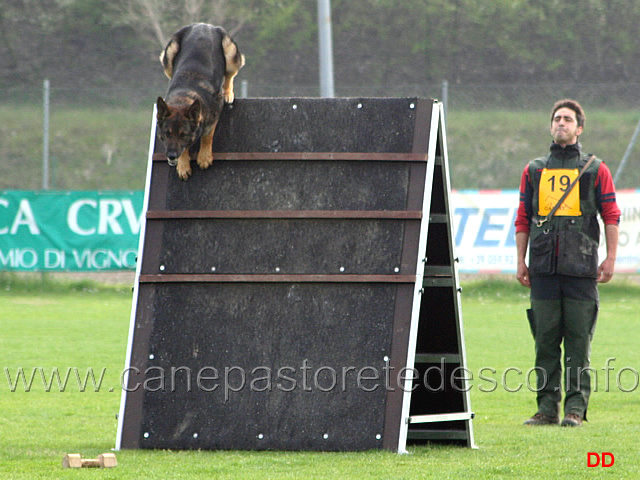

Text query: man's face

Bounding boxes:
[550,107,583,146]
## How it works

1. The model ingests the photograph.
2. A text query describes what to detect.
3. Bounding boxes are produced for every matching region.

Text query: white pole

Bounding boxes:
[43,79,50,190]
[317,0,335,97]
[241,79,248,99]
[614,116,640,185]
[441,80,449,120]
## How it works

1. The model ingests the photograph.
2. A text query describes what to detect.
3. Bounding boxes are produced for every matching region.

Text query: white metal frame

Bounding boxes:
[397,102,476,452]
[115,106,157,451]
[396,102,439,453]
[436,103,477,449]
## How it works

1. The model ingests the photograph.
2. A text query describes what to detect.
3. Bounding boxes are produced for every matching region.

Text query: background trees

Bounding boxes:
[1,0,639,97]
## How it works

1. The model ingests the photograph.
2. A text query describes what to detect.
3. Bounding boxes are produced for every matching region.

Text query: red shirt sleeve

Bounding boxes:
[595,162,621,225]
[515,165,532,234]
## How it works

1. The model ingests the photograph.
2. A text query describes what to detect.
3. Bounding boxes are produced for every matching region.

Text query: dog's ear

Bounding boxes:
[156,97,169,118]
[187,100,202,123]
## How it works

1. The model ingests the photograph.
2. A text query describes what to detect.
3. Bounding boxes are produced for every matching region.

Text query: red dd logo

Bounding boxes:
[587,452,615,467]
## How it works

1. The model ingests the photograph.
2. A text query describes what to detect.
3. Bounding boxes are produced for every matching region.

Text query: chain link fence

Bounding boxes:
[8,81,640,108]
[1,82,639,191]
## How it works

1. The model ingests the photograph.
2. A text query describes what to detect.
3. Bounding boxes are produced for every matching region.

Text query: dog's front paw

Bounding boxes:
[197,149,213,170]
[177,162,192,180]
[176,152,193,180]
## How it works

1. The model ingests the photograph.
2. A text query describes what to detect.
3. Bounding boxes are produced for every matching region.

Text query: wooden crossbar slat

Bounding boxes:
[146,210,422,220]
[152,152,428,162]
[139,274,417,284]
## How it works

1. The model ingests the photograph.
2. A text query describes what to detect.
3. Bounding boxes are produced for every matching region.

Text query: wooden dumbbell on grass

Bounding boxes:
[62,453,117,468]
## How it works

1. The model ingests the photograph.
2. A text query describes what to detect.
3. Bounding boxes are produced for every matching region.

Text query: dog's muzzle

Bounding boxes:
[166,152,178,167]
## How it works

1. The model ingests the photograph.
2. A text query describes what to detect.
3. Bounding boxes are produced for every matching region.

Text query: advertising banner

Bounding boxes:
[2,190,638,273]
[452,189,640,273]
[0,191,143,271]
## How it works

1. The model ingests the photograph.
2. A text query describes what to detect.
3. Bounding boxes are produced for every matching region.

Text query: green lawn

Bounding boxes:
[2,105,639,191]
[1,276,639,479]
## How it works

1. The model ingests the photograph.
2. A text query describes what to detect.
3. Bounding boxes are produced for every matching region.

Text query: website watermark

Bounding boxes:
[4,357,639,398]
[5,366,108,393]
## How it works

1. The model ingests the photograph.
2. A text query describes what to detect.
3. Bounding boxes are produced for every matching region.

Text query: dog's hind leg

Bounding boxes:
[176,150,192,180]
[159,37,180,80]
[160,25,192,79]
[196,120,218,171]
[221,70,239,104]
[221,35,245,103]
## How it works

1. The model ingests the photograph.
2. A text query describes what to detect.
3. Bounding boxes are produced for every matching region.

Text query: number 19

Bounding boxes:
[548,175,571,192]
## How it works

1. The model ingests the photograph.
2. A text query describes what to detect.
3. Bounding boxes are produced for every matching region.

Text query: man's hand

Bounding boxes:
[515,231,531,288]
[598,224,619,283]
[517,262,531,288]
[597,257,615,283]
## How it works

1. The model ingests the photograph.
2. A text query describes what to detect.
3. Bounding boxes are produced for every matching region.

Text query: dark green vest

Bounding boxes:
[527,153,601,278]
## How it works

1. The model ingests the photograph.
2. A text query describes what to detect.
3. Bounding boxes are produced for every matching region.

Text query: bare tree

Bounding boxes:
[119,0,170,47]
[118,0,248,49]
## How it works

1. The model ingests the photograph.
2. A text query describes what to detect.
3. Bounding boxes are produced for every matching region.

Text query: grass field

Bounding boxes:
[1,275,639,478]
[2,104,639,191]
[0,105,151,191]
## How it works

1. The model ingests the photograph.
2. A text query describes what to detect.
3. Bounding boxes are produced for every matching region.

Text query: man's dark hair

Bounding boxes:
[551,99,586,128]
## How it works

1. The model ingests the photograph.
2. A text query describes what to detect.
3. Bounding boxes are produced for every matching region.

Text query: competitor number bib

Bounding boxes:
[537,168,582,217]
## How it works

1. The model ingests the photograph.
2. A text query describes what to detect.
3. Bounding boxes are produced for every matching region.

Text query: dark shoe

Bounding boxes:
[561,413,583,427]
[524,413,559,426]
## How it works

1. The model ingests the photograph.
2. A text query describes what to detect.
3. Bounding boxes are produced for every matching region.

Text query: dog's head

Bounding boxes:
[156,97,203,166]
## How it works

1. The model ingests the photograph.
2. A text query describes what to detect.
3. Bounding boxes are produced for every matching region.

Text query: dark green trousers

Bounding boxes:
[528,275,599,419]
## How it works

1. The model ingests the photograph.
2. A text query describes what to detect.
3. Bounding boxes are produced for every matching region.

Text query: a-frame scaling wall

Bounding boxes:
[117,97,475,453]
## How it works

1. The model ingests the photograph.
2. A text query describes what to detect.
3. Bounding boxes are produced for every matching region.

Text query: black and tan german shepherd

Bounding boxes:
[156,23,245,180]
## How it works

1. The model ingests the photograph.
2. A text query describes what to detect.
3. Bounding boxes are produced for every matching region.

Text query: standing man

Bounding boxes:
[515,99,620,427]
